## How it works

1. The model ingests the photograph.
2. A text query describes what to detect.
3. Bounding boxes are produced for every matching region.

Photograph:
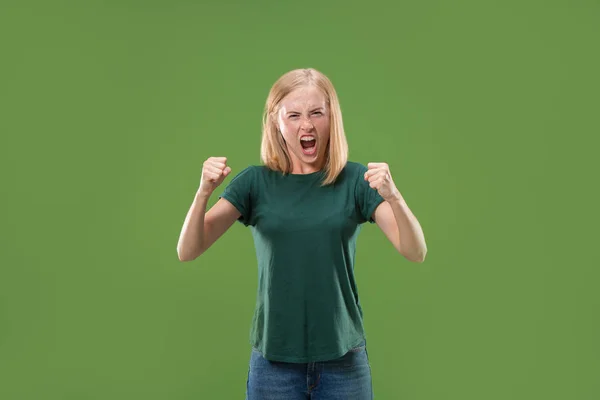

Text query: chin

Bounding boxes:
[301,153,326,167]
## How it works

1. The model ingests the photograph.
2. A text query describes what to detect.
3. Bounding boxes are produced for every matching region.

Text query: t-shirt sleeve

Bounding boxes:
[355,163,386,224]
[218,166,256,226]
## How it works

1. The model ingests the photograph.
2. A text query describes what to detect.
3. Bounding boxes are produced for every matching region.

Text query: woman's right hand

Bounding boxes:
[198,157,232,196]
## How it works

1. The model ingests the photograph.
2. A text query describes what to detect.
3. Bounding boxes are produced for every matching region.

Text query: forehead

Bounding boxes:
[280,86,327,110]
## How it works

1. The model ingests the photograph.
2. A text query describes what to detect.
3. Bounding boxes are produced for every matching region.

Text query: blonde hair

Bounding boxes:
[260,68,348,186]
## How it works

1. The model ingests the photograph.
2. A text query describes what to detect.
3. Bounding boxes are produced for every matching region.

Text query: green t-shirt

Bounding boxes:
[219,161,385,363]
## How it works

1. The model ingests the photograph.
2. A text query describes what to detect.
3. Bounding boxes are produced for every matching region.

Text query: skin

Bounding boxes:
[277,85,330,174]
[366,162,428,262]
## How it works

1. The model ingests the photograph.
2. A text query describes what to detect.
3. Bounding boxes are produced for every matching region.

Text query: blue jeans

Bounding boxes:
[245,341,374,399]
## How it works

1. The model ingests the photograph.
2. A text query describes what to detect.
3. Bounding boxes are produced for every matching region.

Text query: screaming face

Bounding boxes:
[277,86,331,174]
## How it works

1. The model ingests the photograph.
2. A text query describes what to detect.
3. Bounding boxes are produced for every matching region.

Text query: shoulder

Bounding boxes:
[221,165,259,192]
[331,161,370,191]
[224,164,275,188]
[344,161,373,193]
[229,165,262,180]
[343,161,369,177]
[345,161,368,170]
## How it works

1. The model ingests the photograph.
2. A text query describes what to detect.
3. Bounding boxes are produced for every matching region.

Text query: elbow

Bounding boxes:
[177,251,192,262]
[413,252,427,263]
[400,247,427,263]
[416,246,427,263]
[178,254,193,262]
[177,247,202,262]
[177,238,209,262]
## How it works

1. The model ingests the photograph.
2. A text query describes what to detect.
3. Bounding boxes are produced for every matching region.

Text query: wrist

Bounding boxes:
[385,188,404,204]
[195,188,213,201]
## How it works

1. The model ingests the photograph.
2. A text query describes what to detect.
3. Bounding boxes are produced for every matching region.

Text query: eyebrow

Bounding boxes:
[286,107,325,115]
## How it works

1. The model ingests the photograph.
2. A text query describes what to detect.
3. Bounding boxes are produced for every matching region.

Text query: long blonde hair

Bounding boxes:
[260,68,348,186]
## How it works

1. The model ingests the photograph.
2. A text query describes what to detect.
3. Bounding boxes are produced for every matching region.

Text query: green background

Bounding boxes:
[1,0,598,399]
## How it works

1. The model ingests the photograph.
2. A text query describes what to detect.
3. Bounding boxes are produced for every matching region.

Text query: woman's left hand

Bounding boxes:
[364,162,400,202]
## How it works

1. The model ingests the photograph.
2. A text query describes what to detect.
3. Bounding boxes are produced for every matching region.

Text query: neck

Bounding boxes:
[289,156,326,175]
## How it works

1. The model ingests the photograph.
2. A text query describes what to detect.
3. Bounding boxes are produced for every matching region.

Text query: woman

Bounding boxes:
[177,68,427,399]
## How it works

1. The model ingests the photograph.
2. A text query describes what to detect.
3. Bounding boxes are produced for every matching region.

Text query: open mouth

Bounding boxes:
[300,136,317,155]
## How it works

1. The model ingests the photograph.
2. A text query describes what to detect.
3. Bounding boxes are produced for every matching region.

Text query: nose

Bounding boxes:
[300,116,314,131]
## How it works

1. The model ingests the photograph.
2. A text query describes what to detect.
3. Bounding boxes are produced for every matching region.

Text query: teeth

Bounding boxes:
[300,137,315,141]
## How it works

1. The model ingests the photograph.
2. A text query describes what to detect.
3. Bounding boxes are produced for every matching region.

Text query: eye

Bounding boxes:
[288,114,299,119]
[312,111,323,116]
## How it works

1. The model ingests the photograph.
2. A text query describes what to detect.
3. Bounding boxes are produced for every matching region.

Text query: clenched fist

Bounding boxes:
[199,157,232,196]
[364,162,400,202]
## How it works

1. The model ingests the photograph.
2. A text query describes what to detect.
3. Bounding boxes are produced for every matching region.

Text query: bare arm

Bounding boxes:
[365,162,427,263]
[373,197,427,263]
[176,157,241,262]
[176,192,241,261]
